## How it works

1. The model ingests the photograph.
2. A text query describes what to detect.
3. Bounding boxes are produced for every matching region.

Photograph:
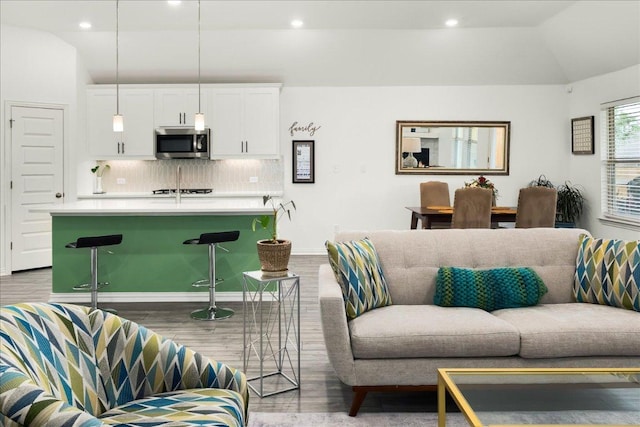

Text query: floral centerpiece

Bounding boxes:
[465,175,498,203]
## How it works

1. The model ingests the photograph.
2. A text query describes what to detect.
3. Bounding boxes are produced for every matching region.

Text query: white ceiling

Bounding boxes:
[1,0,639,86]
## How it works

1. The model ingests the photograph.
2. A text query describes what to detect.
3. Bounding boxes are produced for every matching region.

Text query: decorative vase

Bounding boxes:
[256,239,292,277]
[94,176,104,194]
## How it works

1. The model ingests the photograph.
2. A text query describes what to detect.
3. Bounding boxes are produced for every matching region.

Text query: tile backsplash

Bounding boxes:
[95,159,283,194]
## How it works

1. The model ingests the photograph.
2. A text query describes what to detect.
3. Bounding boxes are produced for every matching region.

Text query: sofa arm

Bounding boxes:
[318,264,357,385]
[0,365,107,426]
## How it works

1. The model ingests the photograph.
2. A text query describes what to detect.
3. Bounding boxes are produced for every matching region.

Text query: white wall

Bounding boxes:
[279,85,572,254]
[0,25,84,275]
[567,64,640,240]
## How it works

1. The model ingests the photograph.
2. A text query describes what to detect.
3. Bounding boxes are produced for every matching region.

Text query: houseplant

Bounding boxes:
[252,195,296,276]
[91,163,110,194]
[528,175,585,227]
[555,181,585,227]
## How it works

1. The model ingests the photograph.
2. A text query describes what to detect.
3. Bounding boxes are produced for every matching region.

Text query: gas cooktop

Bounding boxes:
[152,188,213,195]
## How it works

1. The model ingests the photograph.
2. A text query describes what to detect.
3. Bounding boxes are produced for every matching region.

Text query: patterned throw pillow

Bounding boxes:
[325,238,392,320]
[574,234,640,311]
[434,267,548,311]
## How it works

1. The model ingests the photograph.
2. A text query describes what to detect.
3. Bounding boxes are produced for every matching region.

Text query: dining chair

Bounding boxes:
[420,181,451,207]
[451,187,493,229]
[515,187,558,228]
[420,181,451,228]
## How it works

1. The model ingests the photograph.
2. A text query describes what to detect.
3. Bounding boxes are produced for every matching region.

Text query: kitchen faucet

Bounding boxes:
[176,165,181,204]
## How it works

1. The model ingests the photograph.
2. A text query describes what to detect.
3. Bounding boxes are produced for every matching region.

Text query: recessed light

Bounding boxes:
[291,19,304,29]
[79,22,92,29]
[445,19,459,27]
[168,1,181,6]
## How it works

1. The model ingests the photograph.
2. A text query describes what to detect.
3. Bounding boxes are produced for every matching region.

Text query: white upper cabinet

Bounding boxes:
[209,87,280,158]
[86,88,155,159]
[154,88,209,127]
[86,84,279,160]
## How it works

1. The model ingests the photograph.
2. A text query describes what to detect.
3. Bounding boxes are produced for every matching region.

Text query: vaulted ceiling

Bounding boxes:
[1,1,638,86]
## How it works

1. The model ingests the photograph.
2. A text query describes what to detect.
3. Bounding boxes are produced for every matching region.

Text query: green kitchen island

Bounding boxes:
[39,198,272,303]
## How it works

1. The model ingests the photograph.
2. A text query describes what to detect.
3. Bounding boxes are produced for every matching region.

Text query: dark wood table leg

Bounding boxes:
[410,212,418,229]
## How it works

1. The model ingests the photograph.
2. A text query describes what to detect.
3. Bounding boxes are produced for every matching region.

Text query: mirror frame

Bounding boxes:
[395,120,511,175]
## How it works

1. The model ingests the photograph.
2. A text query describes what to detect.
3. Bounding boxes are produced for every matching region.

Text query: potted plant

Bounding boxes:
[91,163,110,194]
[528,175,585,227]
[252,195,296,276]
[555,181,585,227]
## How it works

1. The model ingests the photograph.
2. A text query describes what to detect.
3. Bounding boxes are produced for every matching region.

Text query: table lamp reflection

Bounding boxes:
[402,137,421,168]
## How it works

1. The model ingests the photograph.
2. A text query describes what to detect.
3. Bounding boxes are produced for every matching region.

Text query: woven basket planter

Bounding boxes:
[256,239,292,277]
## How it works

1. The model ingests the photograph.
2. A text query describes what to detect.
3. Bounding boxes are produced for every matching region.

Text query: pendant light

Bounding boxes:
[113,0,123,132]
[194,0,205,131]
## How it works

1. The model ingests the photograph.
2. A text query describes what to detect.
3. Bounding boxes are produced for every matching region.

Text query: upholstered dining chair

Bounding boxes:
[515,187,558,228]
[451,187,493,228]
[0,302,248,426]
[420,181,451,207]
[420,181,451,228]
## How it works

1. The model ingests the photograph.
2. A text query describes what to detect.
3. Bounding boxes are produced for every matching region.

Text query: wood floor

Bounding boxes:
[0,255,444,414]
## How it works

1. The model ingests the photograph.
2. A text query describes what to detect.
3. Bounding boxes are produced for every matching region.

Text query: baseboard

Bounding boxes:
[48,291,274,303]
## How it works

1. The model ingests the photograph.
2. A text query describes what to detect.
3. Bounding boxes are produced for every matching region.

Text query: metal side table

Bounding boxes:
[242,270,300,397]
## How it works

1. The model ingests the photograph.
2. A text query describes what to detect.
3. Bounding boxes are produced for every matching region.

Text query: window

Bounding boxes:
[601,97,640,227]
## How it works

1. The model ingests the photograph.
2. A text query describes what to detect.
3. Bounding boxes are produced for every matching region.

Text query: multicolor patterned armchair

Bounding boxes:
[0,303,248,426]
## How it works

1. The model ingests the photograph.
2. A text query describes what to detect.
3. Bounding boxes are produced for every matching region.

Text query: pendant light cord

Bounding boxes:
[116,0,120,115]
[198,0,201,114]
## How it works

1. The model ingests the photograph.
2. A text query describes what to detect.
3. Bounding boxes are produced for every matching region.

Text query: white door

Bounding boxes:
[10,105,64,271]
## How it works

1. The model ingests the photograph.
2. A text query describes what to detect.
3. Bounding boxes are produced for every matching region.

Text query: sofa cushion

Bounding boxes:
[326,238,392,319]
[348,305,520,358]
[574,235,640,311]
[434,266,548,311]
[99,389,245,427]
[492,303,640,358]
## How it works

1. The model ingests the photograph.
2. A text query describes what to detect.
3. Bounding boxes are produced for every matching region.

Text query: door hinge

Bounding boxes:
[9,119,15,128]
[10,242,13,250]
[10,180,13,189]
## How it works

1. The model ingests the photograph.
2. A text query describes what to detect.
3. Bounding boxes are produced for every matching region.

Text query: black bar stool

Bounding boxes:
[65,234,122,313]
[184,231,240,320]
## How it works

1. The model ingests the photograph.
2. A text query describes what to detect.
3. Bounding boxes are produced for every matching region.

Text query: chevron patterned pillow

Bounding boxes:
[574,234,640,311]
[434,266,548,311]
[326,238,392,320]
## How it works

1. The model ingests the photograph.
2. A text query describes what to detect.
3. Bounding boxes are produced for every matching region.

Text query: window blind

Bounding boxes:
[600,96,640,226]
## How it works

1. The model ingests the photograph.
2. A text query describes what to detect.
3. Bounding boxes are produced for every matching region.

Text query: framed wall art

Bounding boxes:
[292,140,315,183]
[571,116,594,154]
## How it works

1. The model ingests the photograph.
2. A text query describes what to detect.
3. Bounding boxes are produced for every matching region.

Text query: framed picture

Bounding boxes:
[571,116,594,154]
[292,140,315,183]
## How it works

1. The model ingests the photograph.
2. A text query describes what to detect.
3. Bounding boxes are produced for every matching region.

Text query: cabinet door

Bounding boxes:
[120,89,154,157]
[209,87,279,158]
[87,89,120,158]
[243,87,279,156]
[87,89,154,159]
[210,89,244,156]
[154,88,206,127]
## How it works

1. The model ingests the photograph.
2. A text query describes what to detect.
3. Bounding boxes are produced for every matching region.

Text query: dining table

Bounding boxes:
[406,206,518,229]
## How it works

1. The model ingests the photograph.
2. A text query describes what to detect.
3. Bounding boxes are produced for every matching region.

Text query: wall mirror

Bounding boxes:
[395,121,511,175]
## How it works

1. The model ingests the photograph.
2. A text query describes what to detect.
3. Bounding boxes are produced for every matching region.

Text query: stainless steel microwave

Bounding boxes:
[155,127,210,159]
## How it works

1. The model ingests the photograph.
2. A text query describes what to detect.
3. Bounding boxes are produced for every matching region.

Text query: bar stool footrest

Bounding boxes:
[73,282,110,291]
[191,278,224,288]
[191,307,234,321]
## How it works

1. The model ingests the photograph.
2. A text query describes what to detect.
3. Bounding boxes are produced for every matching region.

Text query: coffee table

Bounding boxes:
[437,368,640,427]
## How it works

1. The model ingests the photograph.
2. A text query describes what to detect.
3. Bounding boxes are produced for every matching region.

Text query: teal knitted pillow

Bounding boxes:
[434,267,548,311]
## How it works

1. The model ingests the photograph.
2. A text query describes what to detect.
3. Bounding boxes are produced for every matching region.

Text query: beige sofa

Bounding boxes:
[318,228,640,416]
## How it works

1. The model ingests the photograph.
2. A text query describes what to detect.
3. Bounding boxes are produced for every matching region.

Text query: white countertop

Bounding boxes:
[32,197,275,216]
[77,190,283,199]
